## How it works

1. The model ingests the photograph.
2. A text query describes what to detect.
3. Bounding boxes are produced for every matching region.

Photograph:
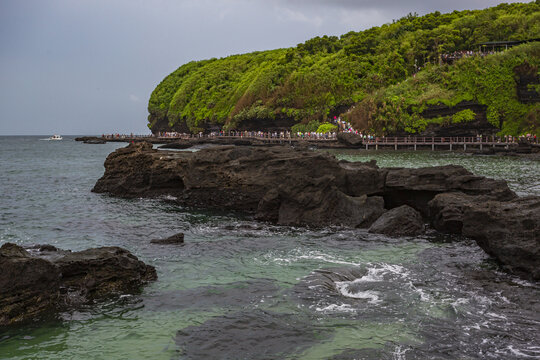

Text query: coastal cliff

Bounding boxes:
[148,2,539,136]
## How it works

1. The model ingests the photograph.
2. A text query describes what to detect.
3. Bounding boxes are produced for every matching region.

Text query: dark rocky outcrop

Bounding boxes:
[337,132,363,147]
[429,192,480,234]
[0,243,61,327]
[429,192,540,279]
[75,136,106,143]
[384,165,515,215]
[93,142,538,279]
[84,139,107,144]
[514,60,540,103]
[150,233,185,245]
[93,143,513,227]
[368,205,424,236]
[0,243,156,326]
[158,141,194,150]
[462,197,540,280]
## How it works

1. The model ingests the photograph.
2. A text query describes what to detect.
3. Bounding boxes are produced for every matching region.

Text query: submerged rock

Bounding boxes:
[0,243,156,326]
[83,139,107,144]
[150,233,185,245]
[175,310,329,359]
[368,205,424,236]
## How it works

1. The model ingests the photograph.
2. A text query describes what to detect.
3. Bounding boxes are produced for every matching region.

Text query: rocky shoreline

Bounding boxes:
[93,142,539,280]
[0,243,156,326]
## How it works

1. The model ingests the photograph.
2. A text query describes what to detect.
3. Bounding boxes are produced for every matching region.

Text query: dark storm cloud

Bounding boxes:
[0,0,530,135]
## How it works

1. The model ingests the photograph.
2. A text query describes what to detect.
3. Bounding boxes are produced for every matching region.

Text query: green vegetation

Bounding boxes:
[316,123,338,133]
[148,2,540,135]
[291,120,320,133]
[347,43,540,135]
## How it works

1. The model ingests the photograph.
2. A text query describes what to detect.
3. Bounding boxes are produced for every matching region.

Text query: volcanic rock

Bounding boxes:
[150,233,185,245]
[0,243,156,326]
[461,196,540,280]
[383,165,516,215]
[337,132,363,146]
[428,192,481,234]
[368,205,424,236]
[92,143,540,279]
[84,139,107,144]
[158,141,193,150]
[0,243,61,326]
[93,143,515,228]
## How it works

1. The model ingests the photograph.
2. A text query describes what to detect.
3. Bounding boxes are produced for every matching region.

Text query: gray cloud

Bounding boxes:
[0,0,530,135]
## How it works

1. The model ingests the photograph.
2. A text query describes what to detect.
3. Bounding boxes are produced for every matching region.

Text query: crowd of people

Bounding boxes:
[102,133,153,139]
[106,128,537,144]
[441,50,497,63]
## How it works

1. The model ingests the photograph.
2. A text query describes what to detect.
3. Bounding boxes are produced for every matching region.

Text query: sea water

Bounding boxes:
[0,136,539,359]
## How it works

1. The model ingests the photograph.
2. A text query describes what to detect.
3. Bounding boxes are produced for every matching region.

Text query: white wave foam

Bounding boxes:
[270,250,358,266]
[335,283,382,304]
[315,303,356,313]
[393,345,410,360]
[354,263,410,283]
[410,284,430,302]
[512,278,535,287]
[506,345,540,358]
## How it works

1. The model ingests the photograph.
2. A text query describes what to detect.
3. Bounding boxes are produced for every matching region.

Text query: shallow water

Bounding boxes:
[0,137,539,359]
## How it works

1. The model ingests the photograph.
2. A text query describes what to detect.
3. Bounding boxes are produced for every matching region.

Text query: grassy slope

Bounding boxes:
[148,2,540,135]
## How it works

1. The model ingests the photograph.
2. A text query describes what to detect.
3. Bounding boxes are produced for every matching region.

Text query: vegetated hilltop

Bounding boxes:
[148,2,540,136]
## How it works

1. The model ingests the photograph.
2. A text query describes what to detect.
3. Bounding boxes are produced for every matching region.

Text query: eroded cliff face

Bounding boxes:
[417,101,498,137]
[412,61,540,137]
[148,113,191,135]
[514,60,540,104]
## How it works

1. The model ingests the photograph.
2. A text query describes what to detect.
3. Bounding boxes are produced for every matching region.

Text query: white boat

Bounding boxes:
[41,134,63,141]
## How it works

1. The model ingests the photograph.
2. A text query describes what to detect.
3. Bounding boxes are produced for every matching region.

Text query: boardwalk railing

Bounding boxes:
[363,136,537,150]
[101,133,538,149]
[156,132,339,141]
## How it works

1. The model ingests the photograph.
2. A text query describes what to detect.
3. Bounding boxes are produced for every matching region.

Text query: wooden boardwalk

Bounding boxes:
[101,134,538,151]
[362,136,531,151]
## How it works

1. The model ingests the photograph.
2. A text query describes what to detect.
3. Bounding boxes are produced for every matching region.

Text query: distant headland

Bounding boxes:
[147,2,539,138]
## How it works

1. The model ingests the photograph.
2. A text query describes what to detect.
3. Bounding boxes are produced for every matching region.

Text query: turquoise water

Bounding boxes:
[0,137,539,359]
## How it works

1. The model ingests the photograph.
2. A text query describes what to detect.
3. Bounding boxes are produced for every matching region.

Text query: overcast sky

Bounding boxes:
[0,0,530,135]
